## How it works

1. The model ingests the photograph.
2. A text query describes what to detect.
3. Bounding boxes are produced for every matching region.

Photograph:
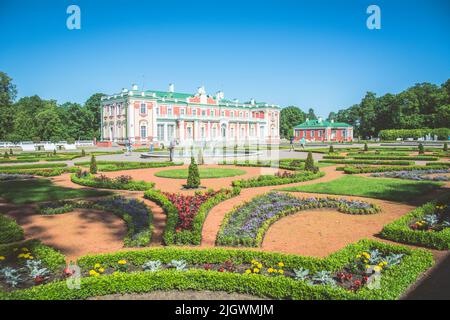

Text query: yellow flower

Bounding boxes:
[89,270,98,276]
[278,269,284,274]
[28,255,34,259]
[278,262,284,267]
[356,254,361,258]
[118,260,127,265]
[257,263,262,269]
[373,266,382,273]
[268,268,274,273]
[98,268,105,273]
[251,259,257,265]
[365,265,370,269]
[253,268,260,273]
[21,248,29,252]
[0,256,5,261]
[94,263,101,269]
[245,269,252,274]
[363,259,368,263]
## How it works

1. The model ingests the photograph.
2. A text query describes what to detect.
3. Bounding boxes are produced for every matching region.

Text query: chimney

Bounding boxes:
[168,83,174,93]
[131,84,138,90]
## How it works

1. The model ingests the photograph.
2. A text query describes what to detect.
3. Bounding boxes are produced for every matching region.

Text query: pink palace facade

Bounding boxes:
[100,84,281,146]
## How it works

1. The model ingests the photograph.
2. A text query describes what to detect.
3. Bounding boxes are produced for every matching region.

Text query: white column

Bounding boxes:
[128,101,135,143]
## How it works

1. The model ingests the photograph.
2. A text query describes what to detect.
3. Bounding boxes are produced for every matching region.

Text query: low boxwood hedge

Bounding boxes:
[319,160,414,166]
[380,196,450,250]
[343,165,449,174]
[231,171,325,188]
[426,162,450,167]
[352,155,438,161]
[0,163,67,170]
[1,240,433,300]
[73,161,181,172]
[0,214,24,244]
[70,173,154,191]
[144,187,241,245]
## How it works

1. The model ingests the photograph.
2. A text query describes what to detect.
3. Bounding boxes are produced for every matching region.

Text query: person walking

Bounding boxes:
[289,136,295,151]
[168,139,175,162]
[300,137,306,149]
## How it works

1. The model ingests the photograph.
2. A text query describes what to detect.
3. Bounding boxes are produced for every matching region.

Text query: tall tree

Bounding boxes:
[306,108,317,120]
[0,72,17,139]
[280,106,305,138]
[84,93,104,139]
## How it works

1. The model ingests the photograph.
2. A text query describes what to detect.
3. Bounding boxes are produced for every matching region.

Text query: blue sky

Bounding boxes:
[0,0,449,116]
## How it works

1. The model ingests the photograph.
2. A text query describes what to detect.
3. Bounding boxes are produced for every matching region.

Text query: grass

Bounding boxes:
[280,175,443,202]
[0,179,112,204]
[155,167,246,179]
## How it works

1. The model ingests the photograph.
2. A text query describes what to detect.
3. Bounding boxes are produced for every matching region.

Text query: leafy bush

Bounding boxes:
[185,157,200,188]
[380,196,450,250]
[304,152,318,172]
[71,173,154,191]
[379,128,450,140]
[217,192,380,247]
[144,187,240,245]
[418,143,424,155]
[2,240,433,300]
[232,171,324,188]
[328,145,334,153]
[444,142,448,152]
[74,161,181,172]
[0,214,24,244]
[364,143,368,152]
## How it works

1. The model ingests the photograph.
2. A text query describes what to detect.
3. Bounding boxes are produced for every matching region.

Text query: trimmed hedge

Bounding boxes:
[0,240,65,272]
[379,128,450,140]
[38,196,153,247]
[352,155,438,161]
[144,187,241,245]
[1,240,433,300]
[217,193,380,247]
[380,196,450,250]
[232,171,325,188]
[0,163,67,170]
[0,214,24,244]
[319,160,414,166]
[343,164,449,174]
[74,161,182,172]
[426,162,450,167]
[70,173,154,191]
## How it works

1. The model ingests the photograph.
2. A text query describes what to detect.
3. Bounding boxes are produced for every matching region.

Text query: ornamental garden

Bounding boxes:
[0,142,449,300]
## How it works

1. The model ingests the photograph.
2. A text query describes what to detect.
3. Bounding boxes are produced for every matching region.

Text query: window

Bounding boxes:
[193,109,197,116]
[212,126,217,138]
[140,103,147,115]
[156,107,160,116]
[202,110,206,116]
[318,130,322,138]
[168,107,172,116]
[240,127,245,137]
[117,104,121,115]
[230,111,234,118]
[250,126,254,136]
[157,124,165,141]
[201,127,205,138]
[239,112,243,118]
[230,127,235,137]
[109,106,113,116]
[167,124,175,141]
[221,111,225,117]
[140,125,147,139]
[187,127,192,138]
[180,108,185,116]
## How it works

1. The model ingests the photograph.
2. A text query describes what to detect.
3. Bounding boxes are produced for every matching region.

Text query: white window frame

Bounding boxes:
[140,103,147,115]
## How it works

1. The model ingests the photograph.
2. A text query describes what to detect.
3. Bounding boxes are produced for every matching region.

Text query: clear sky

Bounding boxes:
[0,0,449,116]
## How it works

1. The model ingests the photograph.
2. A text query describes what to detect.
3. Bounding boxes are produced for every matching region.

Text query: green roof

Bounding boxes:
[293,119,352,129]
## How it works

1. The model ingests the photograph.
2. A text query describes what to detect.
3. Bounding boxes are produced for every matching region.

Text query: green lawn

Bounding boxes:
[280,175,443,202]
[0,179,112,204]
[154,167,246,179]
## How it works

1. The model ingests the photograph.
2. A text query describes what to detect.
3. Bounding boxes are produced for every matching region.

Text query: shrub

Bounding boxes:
[351,155,438,161]
[0,214,24,244]
[304,152,318,172]
[9,148,13,155]
[81,149,86,157]
[70,173,154,191]
[444,142,448,152]
[89,155,97,174]
[380,195,450,250]
[232,171,324,188]
[144,187,240,245]
[319,160,414,166]
[343,164,449,174]
[379,128,450,140]
[3,151,9,159]
[2,240,434,300]
[418,143,424,155]
[328,145,334,153]
[364,143,368,152]
[185,157,200,189]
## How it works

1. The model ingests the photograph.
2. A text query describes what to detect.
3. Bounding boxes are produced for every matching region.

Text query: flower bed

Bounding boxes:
[319,160,414,166]
[144,187,240,245]
[0,214,24,244]
[38,196,153,247]
[371,169,449,181]
[232,171,324,188]
[342,164,449,174]
[352,155,438,161]
[217,192,380,247]
[0,240,65,293]
[73,161,181,172]
[381,196,450,250]
[1,240,433,300]
[71,172,154,191]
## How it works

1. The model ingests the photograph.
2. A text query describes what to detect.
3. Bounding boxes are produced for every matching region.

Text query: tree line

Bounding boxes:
[280,79,450,139]
[0,72,102,143]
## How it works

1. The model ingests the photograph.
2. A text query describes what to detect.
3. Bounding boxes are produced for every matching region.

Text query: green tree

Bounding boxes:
[0,72,17,140]
[279,106,305,138]
[328,145,334,153]
[84,93,104,139]
[304,152,317,172]
[3,151,9,159]
[90,155,97,174]
[418,143,424,155]
[443,142,448,152]
[186,157,200,188]
[306,108,317,120]
[364,143,368,152]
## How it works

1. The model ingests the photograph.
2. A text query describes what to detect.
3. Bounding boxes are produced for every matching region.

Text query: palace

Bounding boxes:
[100,84,281,146]
[293,118,353,142]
